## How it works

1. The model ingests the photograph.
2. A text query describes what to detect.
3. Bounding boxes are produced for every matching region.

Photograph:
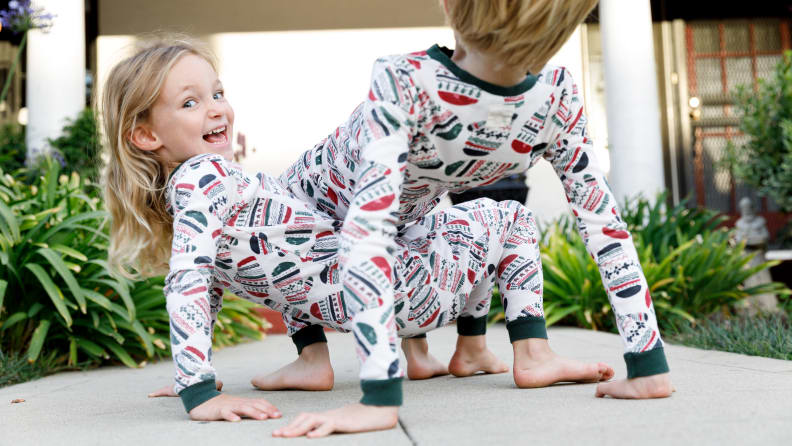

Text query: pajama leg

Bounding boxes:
[487,200,547,342]
[393,198,546,343]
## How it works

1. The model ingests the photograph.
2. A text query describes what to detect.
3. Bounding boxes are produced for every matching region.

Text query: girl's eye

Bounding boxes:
[183,99,197,108]
[213,91,224,100]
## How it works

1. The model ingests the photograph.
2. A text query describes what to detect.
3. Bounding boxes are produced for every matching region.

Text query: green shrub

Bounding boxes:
[723,50,792,213]
[48,108,102,182]
[0,160,267,375]
[488,194,791,331]
[0,123,26,175]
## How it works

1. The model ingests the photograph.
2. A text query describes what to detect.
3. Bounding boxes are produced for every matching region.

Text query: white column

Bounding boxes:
[526,26,588,226]
[599,0,665,202]
[26,0,85,160]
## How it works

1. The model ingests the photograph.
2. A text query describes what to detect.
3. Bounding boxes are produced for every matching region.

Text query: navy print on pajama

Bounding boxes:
[165,154,544,410]
[279,45,669,386]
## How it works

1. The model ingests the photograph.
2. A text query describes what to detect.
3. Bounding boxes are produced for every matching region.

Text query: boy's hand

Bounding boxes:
[189,394,282,422]
[272,403,398,438]
[148,379,224,397]
[595,373,674,399]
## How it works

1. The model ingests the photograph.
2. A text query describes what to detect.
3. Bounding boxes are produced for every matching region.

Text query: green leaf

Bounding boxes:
[0,200,20,242]
[545,305,581,327]
[25,263,72,327]
[76,338,107,359]
[131,319,154,357]
[38,210,107,242]
[1,311,27,332]
[0,279,6,315]
[36,248,87,314]
[91,278,135,321]
[26,319,51,363]
[50,244,88,262]
[98,338,138,368]
[69,338,78,366]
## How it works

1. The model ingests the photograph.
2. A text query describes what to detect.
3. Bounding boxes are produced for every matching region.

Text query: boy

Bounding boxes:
[265,0,671,438]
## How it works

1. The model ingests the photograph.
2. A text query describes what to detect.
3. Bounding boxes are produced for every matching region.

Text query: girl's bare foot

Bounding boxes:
[251,343,334,391]
[448,335,509,377]
[595,373,673,399]
[402,337,449,380]
[512,338,614,388]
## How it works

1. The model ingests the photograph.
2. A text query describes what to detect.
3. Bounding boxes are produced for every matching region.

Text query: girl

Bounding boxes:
[102,37,611,437]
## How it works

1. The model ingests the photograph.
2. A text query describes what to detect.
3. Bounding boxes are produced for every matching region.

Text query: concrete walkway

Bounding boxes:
[2,325,791,445]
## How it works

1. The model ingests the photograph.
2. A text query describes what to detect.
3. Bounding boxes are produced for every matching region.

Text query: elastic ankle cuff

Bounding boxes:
[624,346,670,378]
[360,377,403,406]
[457,315,487,336]
[506,317,547,342]
[292,325,327,354]
[179,379,221,413]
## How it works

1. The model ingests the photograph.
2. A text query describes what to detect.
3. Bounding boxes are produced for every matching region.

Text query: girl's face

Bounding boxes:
[139,54,235,164]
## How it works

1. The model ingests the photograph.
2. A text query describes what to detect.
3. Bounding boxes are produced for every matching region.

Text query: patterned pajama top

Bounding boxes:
[279,45,670,401]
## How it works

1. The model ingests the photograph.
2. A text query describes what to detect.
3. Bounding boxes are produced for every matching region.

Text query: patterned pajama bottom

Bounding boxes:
[252,198,548,348]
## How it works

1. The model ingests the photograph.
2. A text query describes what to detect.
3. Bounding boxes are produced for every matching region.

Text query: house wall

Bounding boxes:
[96,0,587,225]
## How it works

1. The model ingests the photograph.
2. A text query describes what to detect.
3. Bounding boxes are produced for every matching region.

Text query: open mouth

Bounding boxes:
[203,126,228,144]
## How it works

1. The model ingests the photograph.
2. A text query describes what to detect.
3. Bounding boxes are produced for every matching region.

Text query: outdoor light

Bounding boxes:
[17,106,28,125]
[688,96,701,109]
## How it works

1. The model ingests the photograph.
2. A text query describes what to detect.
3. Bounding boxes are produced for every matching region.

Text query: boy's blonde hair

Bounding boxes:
[100,36,216,278]
[443,0,598,74]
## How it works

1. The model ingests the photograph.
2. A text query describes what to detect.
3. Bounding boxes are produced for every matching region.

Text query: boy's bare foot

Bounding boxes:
[595,373,673,399]
[402,337,449,380]
[448,335,509,377]
[512,338,614,388]
[251,342,334,391]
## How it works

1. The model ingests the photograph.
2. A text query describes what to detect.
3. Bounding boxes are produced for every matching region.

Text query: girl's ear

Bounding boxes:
[129,123,161,152]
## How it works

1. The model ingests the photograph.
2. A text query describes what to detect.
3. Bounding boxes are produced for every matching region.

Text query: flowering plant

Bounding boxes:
[0,0,54,33]
[0,1,55,114]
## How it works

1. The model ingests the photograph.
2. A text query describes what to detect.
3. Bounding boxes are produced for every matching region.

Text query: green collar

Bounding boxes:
[426,44,538,96]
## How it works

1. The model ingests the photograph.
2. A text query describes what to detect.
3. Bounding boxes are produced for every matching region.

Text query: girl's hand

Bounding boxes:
[189,394,282,422]
[272,403,398,438]
[148,379,223,397]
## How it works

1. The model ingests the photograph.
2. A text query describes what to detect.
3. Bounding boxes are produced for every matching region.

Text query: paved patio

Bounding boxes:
[2,325,791,445]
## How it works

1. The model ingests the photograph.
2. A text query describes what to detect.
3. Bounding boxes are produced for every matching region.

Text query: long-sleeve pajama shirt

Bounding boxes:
[278,45,669,401]
[166,153,544,411]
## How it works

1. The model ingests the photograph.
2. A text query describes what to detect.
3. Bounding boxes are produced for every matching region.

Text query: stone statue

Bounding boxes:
[734,197,777,313]
[735,197,769,247]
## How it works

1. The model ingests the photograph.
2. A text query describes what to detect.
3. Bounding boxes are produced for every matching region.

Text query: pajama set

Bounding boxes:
[165,153,543,412]
[278,45,669,403]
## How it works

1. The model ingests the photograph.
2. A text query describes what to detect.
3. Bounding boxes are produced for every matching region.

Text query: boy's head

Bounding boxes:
[442,0,599,74]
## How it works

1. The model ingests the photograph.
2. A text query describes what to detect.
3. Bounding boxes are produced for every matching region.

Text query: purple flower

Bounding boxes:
[50,150,67,168]
[0,0,54,34]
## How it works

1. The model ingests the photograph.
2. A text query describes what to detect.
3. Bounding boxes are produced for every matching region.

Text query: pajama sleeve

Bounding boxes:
[543,68,669,378]
[339,58,416,406]
[164,155,236,412]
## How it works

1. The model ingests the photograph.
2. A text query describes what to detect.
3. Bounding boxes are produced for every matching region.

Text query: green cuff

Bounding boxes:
[292,324,327,354]
[506,316,548,342]
[360,377,403,406]
[457,315,487,336]
[624,346,670,378]
[179,379,221,413]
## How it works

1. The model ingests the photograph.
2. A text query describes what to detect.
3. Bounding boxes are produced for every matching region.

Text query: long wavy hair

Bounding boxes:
[100,36,216,278]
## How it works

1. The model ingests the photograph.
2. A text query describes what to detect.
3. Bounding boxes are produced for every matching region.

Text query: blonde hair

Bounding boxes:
[443,0,598,74]
[100,36,216,278]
